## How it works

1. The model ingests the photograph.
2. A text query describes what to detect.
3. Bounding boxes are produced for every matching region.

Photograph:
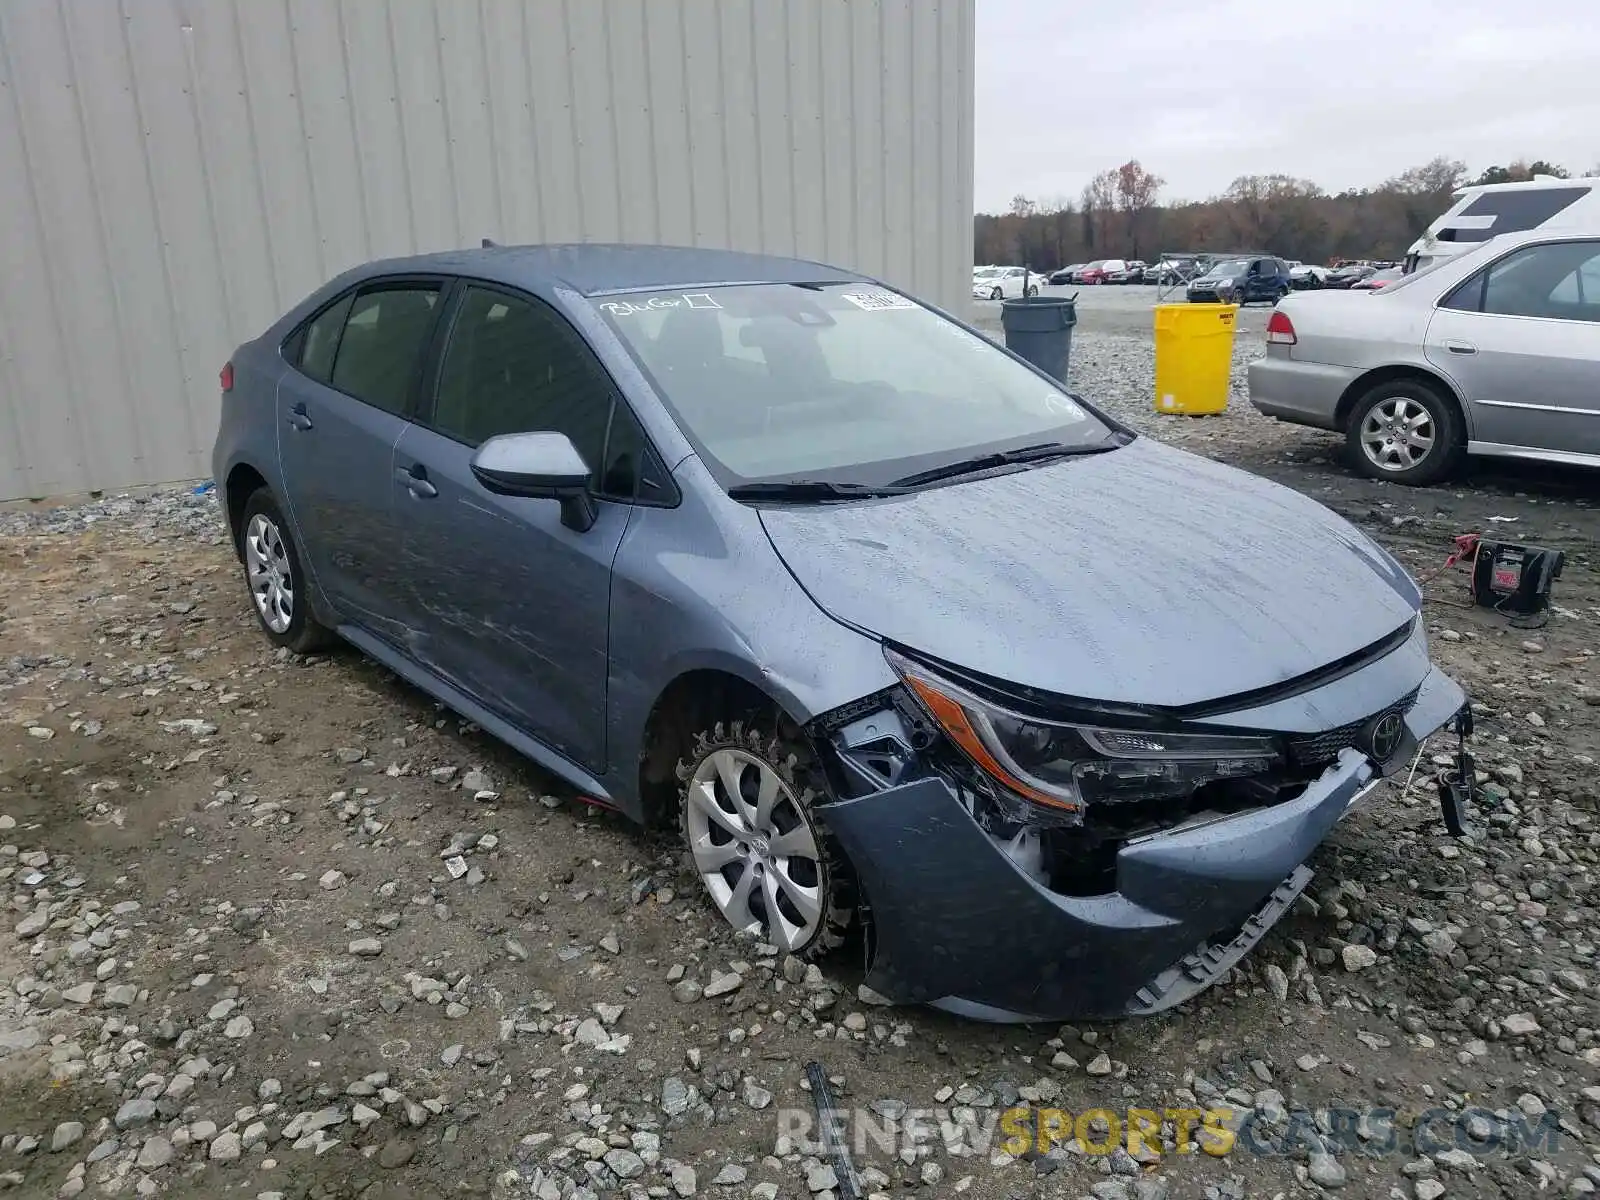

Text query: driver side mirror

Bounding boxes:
[470,431,597,532]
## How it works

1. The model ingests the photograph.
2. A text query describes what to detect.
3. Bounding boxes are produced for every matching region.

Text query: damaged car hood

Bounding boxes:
[757,437,1419,708]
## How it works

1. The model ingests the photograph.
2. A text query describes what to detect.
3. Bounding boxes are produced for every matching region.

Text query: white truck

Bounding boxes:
[1404,175,1599,274]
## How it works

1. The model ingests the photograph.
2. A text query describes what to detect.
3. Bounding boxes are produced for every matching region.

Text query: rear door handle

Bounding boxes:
[285,405,313,431]
[395,465,438,499]
[1444,340,1477,355]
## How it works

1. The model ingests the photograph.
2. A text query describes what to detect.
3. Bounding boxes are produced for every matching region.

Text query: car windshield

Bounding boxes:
[973,267,998,278]
[1207,260,1248,276]
[596,283,1114,487]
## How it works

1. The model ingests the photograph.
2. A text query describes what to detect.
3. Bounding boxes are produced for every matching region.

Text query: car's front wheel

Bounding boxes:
[676,721,855,959]
[238,488,336,653]
[1345,380,1463,486]
[989,286,1003,300]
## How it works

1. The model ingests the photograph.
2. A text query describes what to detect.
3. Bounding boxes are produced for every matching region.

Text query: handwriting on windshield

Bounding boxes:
[600,293,722,317]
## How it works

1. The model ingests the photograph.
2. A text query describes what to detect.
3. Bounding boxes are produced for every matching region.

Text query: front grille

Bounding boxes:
[1285,686,1420,768]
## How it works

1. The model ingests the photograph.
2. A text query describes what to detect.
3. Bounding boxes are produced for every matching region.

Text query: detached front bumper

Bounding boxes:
[821,666,1466,1022]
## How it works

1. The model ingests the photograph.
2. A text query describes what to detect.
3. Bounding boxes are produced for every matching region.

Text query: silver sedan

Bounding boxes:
[1247,228,1600,485]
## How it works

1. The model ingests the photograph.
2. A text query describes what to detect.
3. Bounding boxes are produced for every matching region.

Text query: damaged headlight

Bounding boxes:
[886,648,1281,813]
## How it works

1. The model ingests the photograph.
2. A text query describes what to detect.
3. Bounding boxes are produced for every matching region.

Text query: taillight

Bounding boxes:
[219,361,234,392]
[1266,311,1297,345]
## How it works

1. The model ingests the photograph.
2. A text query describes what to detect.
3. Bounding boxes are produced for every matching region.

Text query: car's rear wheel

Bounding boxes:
[1345,380,1463,486]
[1026,285,1039,297]
[676,721,855,959]
[238,488,336,653]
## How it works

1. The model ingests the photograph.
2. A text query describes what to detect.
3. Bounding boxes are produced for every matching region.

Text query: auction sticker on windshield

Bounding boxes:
[840,289,917,311]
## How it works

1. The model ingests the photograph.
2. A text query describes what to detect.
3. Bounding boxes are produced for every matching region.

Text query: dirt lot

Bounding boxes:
[3,300,1598,1200]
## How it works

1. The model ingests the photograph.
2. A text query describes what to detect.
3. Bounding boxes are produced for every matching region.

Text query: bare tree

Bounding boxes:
[1081,170,1118,251]
[1113,160,1164,258]
[974,157,1505,266]
[1386,157,1467,195]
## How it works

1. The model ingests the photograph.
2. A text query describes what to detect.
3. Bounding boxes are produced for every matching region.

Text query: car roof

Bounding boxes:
[348,243,868,297]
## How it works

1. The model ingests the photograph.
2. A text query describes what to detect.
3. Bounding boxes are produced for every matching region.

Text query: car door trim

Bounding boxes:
[1473,398,1600,417]
[1467,440,1600,467]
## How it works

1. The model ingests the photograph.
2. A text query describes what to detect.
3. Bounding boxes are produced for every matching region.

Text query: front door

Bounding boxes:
[393,283,638,772]
[1425,239,1600,457]
[277,280,445,626]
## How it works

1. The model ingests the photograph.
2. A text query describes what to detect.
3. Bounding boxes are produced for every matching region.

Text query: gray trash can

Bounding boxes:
[1000,294,1077,384]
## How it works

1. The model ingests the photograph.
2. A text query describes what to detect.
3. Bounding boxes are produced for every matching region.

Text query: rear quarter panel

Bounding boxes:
[211,335,291,537]
[1284,291,1441,373]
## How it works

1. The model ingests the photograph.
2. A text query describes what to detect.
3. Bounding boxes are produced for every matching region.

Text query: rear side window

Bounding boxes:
[432,286,614,472]
[297,293,354,383]
[329,285,442,415]
[1441,241,1600,322]
[1481,241,1600,322]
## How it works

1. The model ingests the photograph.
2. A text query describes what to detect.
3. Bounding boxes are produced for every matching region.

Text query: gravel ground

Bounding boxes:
[2,295,1598,1200]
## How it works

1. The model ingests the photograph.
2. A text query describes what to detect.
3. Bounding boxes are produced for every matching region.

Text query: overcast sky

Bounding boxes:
[974,0,1600,212]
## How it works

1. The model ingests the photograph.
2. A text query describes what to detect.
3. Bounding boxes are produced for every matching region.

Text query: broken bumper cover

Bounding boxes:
[821,666,1466,1022]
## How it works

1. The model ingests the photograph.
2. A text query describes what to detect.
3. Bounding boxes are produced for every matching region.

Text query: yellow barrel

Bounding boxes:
[1153,303,1238,415]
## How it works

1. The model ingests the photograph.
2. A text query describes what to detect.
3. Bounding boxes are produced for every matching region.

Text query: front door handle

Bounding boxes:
[286,405,313,431]
[395,465,438,499]
[1444,339,1477,355]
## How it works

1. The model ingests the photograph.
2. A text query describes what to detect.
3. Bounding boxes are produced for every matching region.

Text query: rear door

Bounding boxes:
[277,278,445,626]
[392,282,671,772]
[1426,239,1600,456]
[1245,258,1270,300]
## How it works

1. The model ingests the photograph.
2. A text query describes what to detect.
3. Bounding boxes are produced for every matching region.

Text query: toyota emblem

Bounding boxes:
[1365,710,1406,763]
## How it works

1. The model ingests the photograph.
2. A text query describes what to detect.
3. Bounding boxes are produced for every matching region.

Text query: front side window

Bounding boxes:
[1480,241,1600,322]
[597,284,1114,487]
[432,286,614,473]
[329,285,441,414]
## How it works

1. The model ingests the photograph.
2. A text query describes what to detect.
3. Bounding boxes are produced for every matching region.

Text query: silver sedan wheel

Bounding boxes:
[1360,397,1435,472]
[684,747,824,952]
[244,513,294,634]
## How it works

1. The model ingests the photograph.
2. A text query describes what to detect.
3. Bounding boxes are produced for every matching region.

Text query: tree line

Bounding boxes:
[975,157,1599,271]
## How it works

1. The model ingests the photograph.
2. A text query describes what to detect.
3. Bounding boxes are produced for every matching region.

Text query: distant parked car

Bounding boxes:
[1186,257,1292,304]
[1050,264,1086,285]
[1323,264,1378,290]
[1289,264,1332,290]
[1106,260,1146,284]
[1075,261,1109,285]
[972,266,1038,300]
[1351,267,1406,291]
[1248,229,1600,484]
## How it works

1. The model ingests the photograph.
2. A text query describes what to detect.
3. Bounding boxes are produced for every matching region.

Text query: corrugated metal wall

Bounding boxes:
[0,0,975,501]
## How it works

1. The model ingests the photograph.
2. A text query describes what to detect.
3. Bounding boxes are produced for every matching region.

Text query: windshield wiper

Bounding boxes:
[726,479,913,502]
[889,437,1123,488]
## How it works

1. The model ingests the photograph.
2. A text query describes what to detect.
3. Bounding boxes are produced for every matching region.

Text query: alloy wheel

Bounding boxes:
[244,513,294,633]
[1360,397,1436,472]
[684,747,824,952]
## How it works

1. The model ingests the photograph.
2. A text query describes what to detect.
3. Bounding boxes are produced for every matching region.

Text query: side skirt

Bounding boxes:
[336,623,620,810]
